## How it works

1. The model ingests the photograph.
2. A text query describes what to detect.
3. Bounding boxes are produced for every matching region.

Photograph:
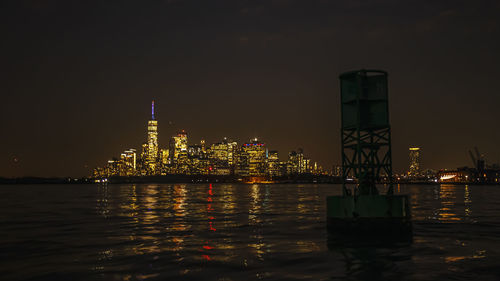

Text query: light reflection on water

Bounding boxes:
[1,184,500,280]
[438,184,461,221]
[464,185,472,219]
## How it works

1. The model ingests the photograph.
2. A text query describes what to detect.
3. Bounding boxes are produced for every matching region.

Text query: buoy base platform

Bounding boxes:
[327,195,412,245]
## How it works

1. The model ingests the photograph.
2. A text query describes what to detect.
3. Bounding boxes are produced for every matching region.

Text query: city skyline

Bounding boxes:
[3,95,500,178]
[93,101,326,179]
[2,1,500,177]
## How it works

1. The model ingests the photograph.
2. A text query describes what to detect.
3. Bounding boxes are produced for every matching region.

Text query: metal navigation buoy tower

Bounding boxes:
[340,69,393,196]
[327,69,412,244]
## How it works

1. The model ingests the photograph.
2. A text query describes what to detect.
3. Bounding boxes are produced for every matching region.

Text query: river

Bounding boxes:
[1,183,499,280]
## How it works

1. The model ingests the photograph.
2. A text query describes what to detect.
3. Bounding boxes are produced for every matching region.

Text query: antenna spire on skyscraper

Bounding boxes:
[152,100,155,120]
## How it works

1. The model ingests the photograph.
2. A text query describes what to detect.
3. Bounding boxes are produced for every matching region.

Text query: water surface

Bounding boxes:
[1,184,499,280]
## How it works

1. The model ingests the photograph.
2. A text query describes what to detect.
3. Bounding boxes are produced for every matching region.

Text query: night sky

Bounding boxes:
[1,0,500,177]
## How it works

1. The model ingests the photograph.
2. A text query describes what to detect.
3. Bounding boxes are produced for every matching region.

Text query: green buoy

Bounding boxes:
[327,70,412,244]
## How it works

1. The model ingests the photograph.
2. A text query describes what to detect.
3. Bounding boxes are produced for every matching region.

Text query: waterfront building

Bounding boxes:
[409,147,420,177]
[438,168,474,183]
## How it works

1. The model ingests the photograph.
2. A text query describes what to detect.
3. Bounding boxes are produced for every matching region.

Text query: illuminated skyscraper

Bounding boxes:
[207,137,238,175]
[169,130,188,173]
[146,101,159,174]
[267,150,280,177]
[124,149,136,170]
[120,149,137,176]
[287,149,305,174]
[286,148,311,174]
[210,141,229,163]
[227,140,238,166]
[409,147,420,176]
[241,138,267,177]
[287,151,299,174]
[170,130,188,163]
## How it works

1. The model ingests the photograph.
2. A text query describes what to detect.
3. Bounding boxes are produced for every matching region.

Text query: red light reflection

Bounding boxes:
[202,184,216,261]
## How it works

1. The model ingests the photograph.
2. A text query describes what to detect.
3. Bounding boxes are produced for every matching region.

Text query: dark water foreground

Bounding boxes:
[1,184,499,281]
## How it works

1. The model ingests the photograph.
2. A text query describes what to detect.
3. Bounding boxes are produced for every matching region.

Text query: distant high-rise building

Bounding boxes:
[169,130,188,173]
[287,151,299,174]
[128,149,137,170]
[267,150,280,177]
[209,137,237,169]
[227,140,238,167]
[208,139,233,175]
[287,148,307,174]
[409,147,420,176]
[145,101,159,174]
[120,149,137,176]
[210,140,229,164]
[171,130,188,161]
[240,138,267,177]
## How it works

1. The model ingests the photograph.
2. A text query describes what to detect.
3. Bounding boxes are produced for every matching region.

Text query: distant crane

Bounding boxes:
[474,147,481,163]
[468,147,485,170]
[469,150,477,168]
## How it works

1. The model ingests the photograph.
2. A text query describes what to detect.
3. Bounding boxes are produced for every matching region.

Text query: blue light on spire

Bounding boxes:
[152,100,155,120]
